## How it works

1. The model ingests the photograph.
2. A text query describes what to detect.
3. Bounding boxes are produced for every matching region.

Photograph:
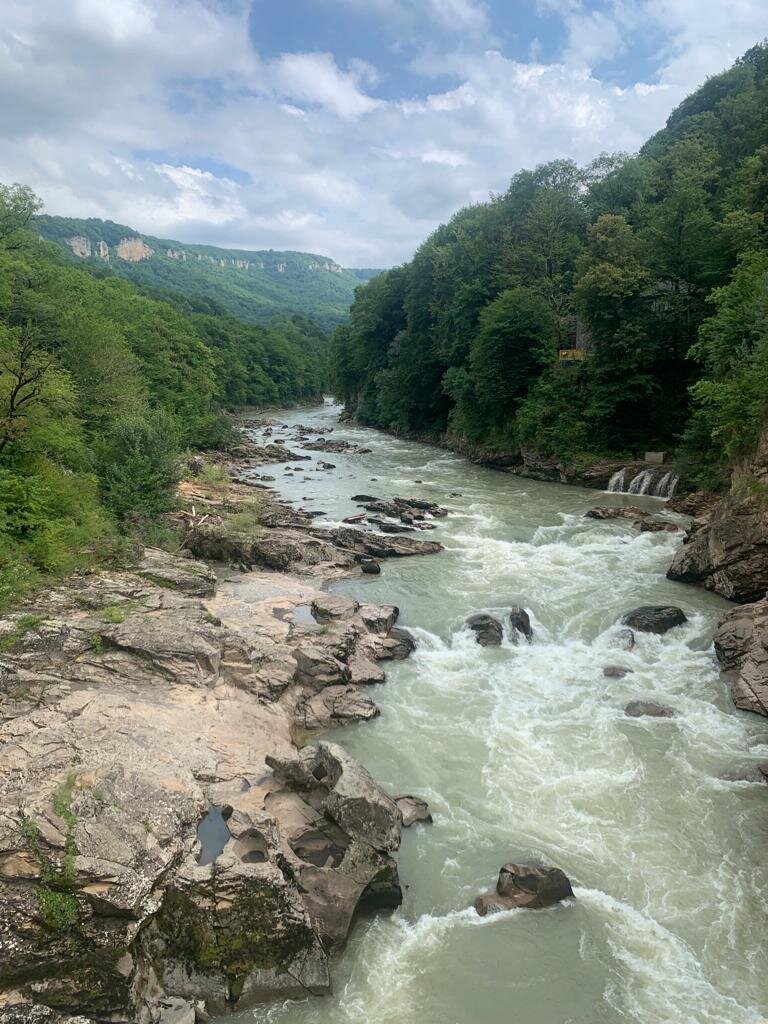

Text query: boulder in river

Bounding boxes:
[466,614,503,646]
[624,700,676,718]
[620,606,687,634]
[378,625,416,660]
[360,558,381,575]
[585,506,647,520]
[635,520,681,533]
[603,665,632,678]
[474,862,574,916]
[395,795,433,827]
[509,606,533,643]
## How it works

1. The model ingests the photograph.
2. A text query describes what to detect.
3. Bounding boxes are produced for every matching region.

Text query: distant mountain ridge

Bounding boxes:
[35,215,379,330]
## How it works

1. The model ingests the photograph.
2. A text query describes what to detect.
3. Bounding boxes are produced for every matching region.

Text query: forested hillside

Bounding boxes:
[331,42,768,488]
[36,215,363,331]
[0,184,328,607]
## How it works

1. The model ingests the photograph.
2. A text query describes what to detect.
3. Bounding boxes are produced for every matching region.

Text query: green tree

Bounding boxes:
[97,412,180,522]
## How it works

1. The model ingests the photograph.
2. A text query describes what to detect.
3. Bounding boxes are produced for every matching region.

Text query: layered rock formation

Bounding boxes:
[713,596,768,717]
[668,432,768,603]
[0,532,431,1020]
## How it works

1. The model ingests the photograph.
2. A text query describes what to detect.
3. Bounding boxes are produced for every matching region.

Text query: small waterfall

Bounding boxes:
[607,467,679,498]
[628,469,655,495]
[653,472,679,498]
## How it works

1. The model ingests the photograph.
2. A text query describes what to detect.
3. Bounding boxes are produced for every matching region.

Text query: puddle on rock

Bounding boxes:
[291,604,317,625]
[196,806,231,866]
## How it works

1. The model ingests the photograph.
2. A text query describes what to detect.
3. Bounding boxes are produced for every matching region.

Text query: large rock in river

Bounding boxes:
[509,606,533,643]
[474,862,574,916]
[465,614,503,646]
[621,606,687,634]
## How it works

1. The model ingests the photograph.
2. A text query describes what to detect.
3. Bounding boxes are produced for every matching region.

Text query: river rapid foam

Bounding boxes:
[231,405,768,1024]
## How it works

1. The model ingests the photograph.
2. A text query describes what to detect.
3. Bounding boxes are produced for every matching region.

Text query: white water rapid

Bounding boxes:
[231,405,768,1024]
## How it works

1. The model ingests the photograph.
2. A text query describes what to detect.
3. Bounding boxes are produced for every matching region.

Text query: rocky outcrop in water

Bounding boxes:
[0,538,429,1020]
[667,432,768,603]
[509,606,533,643]
[585,506,647,520]
[713,596,768,717]
[465,614,503,646]
[474,863,574,916]
[394,796,432,827]
[620,606,687,634]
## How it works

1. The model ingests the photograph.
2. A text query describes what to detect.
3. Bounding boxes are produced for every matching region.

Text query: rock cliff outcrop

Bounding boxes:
[0,526,431,1020]
[713,596,768,717]
[668,432,768,603]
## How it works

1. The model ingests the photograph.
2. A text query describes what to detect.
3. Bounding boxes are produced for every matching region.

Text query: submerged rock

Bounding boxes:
[611,627,636,650]
[603,665,632,678]
[465,614,503,646]
[474,862,574,916]
[620,606,687,634]
[635,520,681,533]
[624,700,676,718]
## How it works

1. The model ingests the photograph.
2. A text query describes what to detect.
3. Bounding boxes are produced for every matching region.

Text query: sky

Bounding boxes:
[0,1,766,267]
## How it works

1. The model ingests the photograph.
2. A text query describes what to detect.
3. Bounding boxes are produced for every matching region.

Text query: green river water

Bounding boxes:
[232,402,768,1024]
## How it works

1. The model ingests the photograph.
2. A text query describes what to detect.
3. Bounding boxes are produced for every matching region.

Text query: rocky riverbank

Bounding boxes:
[337,412,678,493]
[0,440,442,1023]
[663,432,768,722]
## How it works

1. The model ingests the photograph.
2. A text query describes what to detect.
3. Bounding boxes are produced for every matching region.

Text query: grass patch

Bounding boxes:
[225,497,267,538]
[22,773,80,933]
[196,462,230,487]
[0,614,44,653]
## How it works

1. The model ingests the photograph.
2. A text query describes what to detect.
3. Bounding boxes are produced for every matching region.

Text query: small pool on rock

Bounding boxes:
[291,604,316,625]
[196,806,231,866]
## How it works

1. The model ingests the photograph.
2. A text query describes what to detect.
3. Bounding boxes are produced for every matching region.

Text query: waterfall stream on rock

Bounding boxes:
[608,468,679,498]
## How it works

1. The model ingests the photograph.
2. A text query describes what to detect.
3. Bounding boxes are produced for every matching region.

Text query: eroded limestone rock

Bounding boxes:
[714,596,768,717]
[0,547,421,1020]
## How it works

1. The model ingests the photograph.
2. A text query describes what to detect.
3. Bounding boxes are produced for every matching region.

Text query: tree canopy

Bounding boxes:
[331,41,768,480]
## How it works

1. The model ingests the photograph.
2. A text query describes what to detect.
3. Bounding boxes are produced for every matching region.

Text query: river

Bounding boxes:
[237,402,768,1024]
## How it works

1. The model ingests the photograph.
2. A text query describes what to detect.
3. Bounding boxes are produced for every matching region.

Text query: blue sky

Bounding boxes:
[0,0,765,265]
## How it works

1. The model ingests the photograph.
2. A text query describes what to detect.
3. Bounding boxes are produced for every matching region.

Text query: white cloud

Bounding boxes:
[271,51,383,119]
[0,0,766,266]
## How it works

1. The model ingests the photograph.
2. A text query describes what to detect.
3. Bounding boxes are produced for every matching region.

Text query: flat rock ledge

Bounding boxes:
[0,542,430,1022]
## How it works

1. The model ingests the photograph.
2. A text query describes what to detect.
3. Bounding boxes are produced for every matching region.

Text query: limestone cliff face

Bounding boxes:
[66,235,91,258]
[667,431,768,603]
[116,237,154,262]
